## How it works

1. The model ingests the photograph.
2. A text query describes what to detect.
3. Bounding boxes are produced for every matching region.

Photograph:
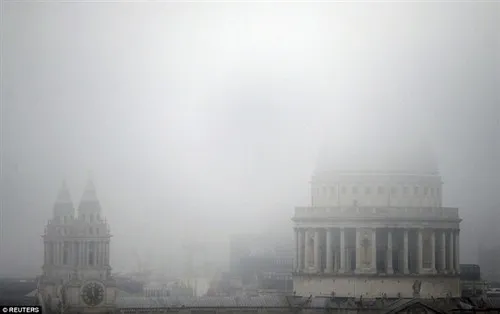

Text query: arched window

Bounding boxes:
[90,214,94,222]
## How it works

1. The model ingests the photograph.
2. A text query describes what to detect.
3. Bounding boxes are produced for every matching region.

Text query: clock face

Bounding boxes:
[81,281,105,306]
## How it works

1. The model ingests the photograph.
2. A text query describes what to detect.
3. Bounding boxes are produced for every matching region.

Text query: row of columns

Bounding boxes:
[293,227,460,275]
[44,240,110,267]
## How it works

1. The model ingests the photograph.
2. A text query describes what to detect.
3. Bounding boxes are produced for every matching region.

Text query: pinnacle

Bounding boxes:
[80,177,99,203]
[55,180,72,204]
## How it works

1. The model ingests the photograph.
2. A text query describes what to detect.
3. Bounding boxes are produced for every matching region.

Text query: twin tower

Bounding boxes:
[39,179,116,313]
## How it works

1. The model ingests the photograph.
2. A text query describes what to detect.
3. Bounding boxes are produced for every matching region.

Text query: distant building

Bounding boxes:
[478,246,500,284]
[229,234,294,294]
[459,264,486,297]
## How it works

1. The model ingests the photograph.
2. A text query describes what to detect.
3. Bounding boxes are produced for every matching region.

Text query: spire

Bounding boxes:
[53,180,75,220]
[80,174,98,203]
[78,172,102,214]
[55,180,72,204]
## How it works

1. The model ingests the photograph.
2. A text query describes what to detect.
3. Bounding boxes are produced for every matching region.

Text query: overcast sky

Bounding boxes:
[1,1,499,276]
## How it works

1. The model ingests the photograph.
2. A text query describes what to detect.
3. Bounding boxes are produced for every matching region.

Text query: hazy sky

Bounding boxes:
[1,1,499,276]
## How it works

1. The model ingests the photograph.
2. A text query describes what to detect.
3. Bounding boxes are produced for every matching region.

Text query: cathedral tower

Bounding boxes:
[39,178,116,314]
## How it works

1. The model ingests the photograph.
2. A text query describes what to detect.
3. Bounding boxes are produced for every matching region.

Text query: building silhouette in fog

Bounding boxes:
[292,132,462,298]
[37,178,118,313]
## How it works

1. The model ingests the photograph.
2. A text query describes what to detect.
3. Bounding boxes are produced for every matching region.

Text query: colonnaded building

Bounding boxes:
[292,136,462,298]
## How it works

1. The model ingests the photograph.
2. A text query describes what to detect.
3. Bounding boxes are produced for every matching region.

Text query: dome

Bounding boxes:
[316,121,438,175]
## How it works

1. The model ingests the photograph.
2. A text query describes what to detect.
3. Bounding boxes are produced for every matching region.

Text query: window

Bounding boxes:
[403,186,409,195]
[378,186,384,194]
[63,216,67,224]
[81,214,85,221]
[341,186,346,194]
[323,187,327,195]
[90,214,94,222]
[96,228,99,235]
[96,213,100,221]
[391,187,397,194]
[414,186,419,195]
[352,186,358,194]
[89,228,93,235]
[365,187,371,194]
[424,187,428,196]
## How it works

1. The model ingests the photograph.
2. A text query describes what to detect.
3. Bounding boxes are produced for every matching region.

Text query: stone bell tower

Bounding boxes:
[38,177,117,314]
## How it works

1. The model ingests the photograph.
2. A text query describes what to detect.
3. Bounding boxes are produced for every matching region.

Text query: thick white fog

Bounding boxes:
[1,1,499,276]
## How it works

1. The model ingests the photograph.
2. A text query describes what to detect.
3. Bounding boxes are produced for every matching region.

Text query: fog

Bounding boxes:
[1,1,499,277]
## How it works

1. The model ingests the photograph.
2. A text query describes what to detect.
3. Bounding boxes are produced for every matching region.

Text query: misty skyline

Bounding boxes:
[1,1,499,277]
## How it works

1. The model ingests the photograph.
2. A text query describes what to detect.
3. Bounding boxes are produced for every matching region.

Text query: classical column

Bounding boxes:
[55,242,59,265]
[43,242,47,265]
[95,242,98,265]
[106,242,110,266]
[85,241,89,266]
[292,228,299,271]
[431,230,436,273]
[371,228,377,273]
[298,229,304,271]
[386,229,394,274]
[448,230,455,273]
[305,229,312,268]
[60,242,64,265]
[440,231,446,273]
[417,229,423,273]
[314,229,321,271]
[339,227,345,273]
[99,241,104,266]
[403,229,409,274]
[355,228,361,271]
[454,230,460,273]
[81,241,85,266]
[104,242,108,266]
[325,228,333,273]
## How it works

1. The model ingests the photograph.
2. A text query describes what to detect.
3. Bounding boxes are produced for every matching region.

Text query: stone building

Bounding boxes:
[291,137,462,298]
[37,179,117,313]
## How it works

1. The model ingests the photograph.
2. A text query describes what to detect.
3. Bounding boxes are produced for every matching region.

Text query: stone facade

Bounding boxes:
[292,160,461,298]
[38,179,117,314]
